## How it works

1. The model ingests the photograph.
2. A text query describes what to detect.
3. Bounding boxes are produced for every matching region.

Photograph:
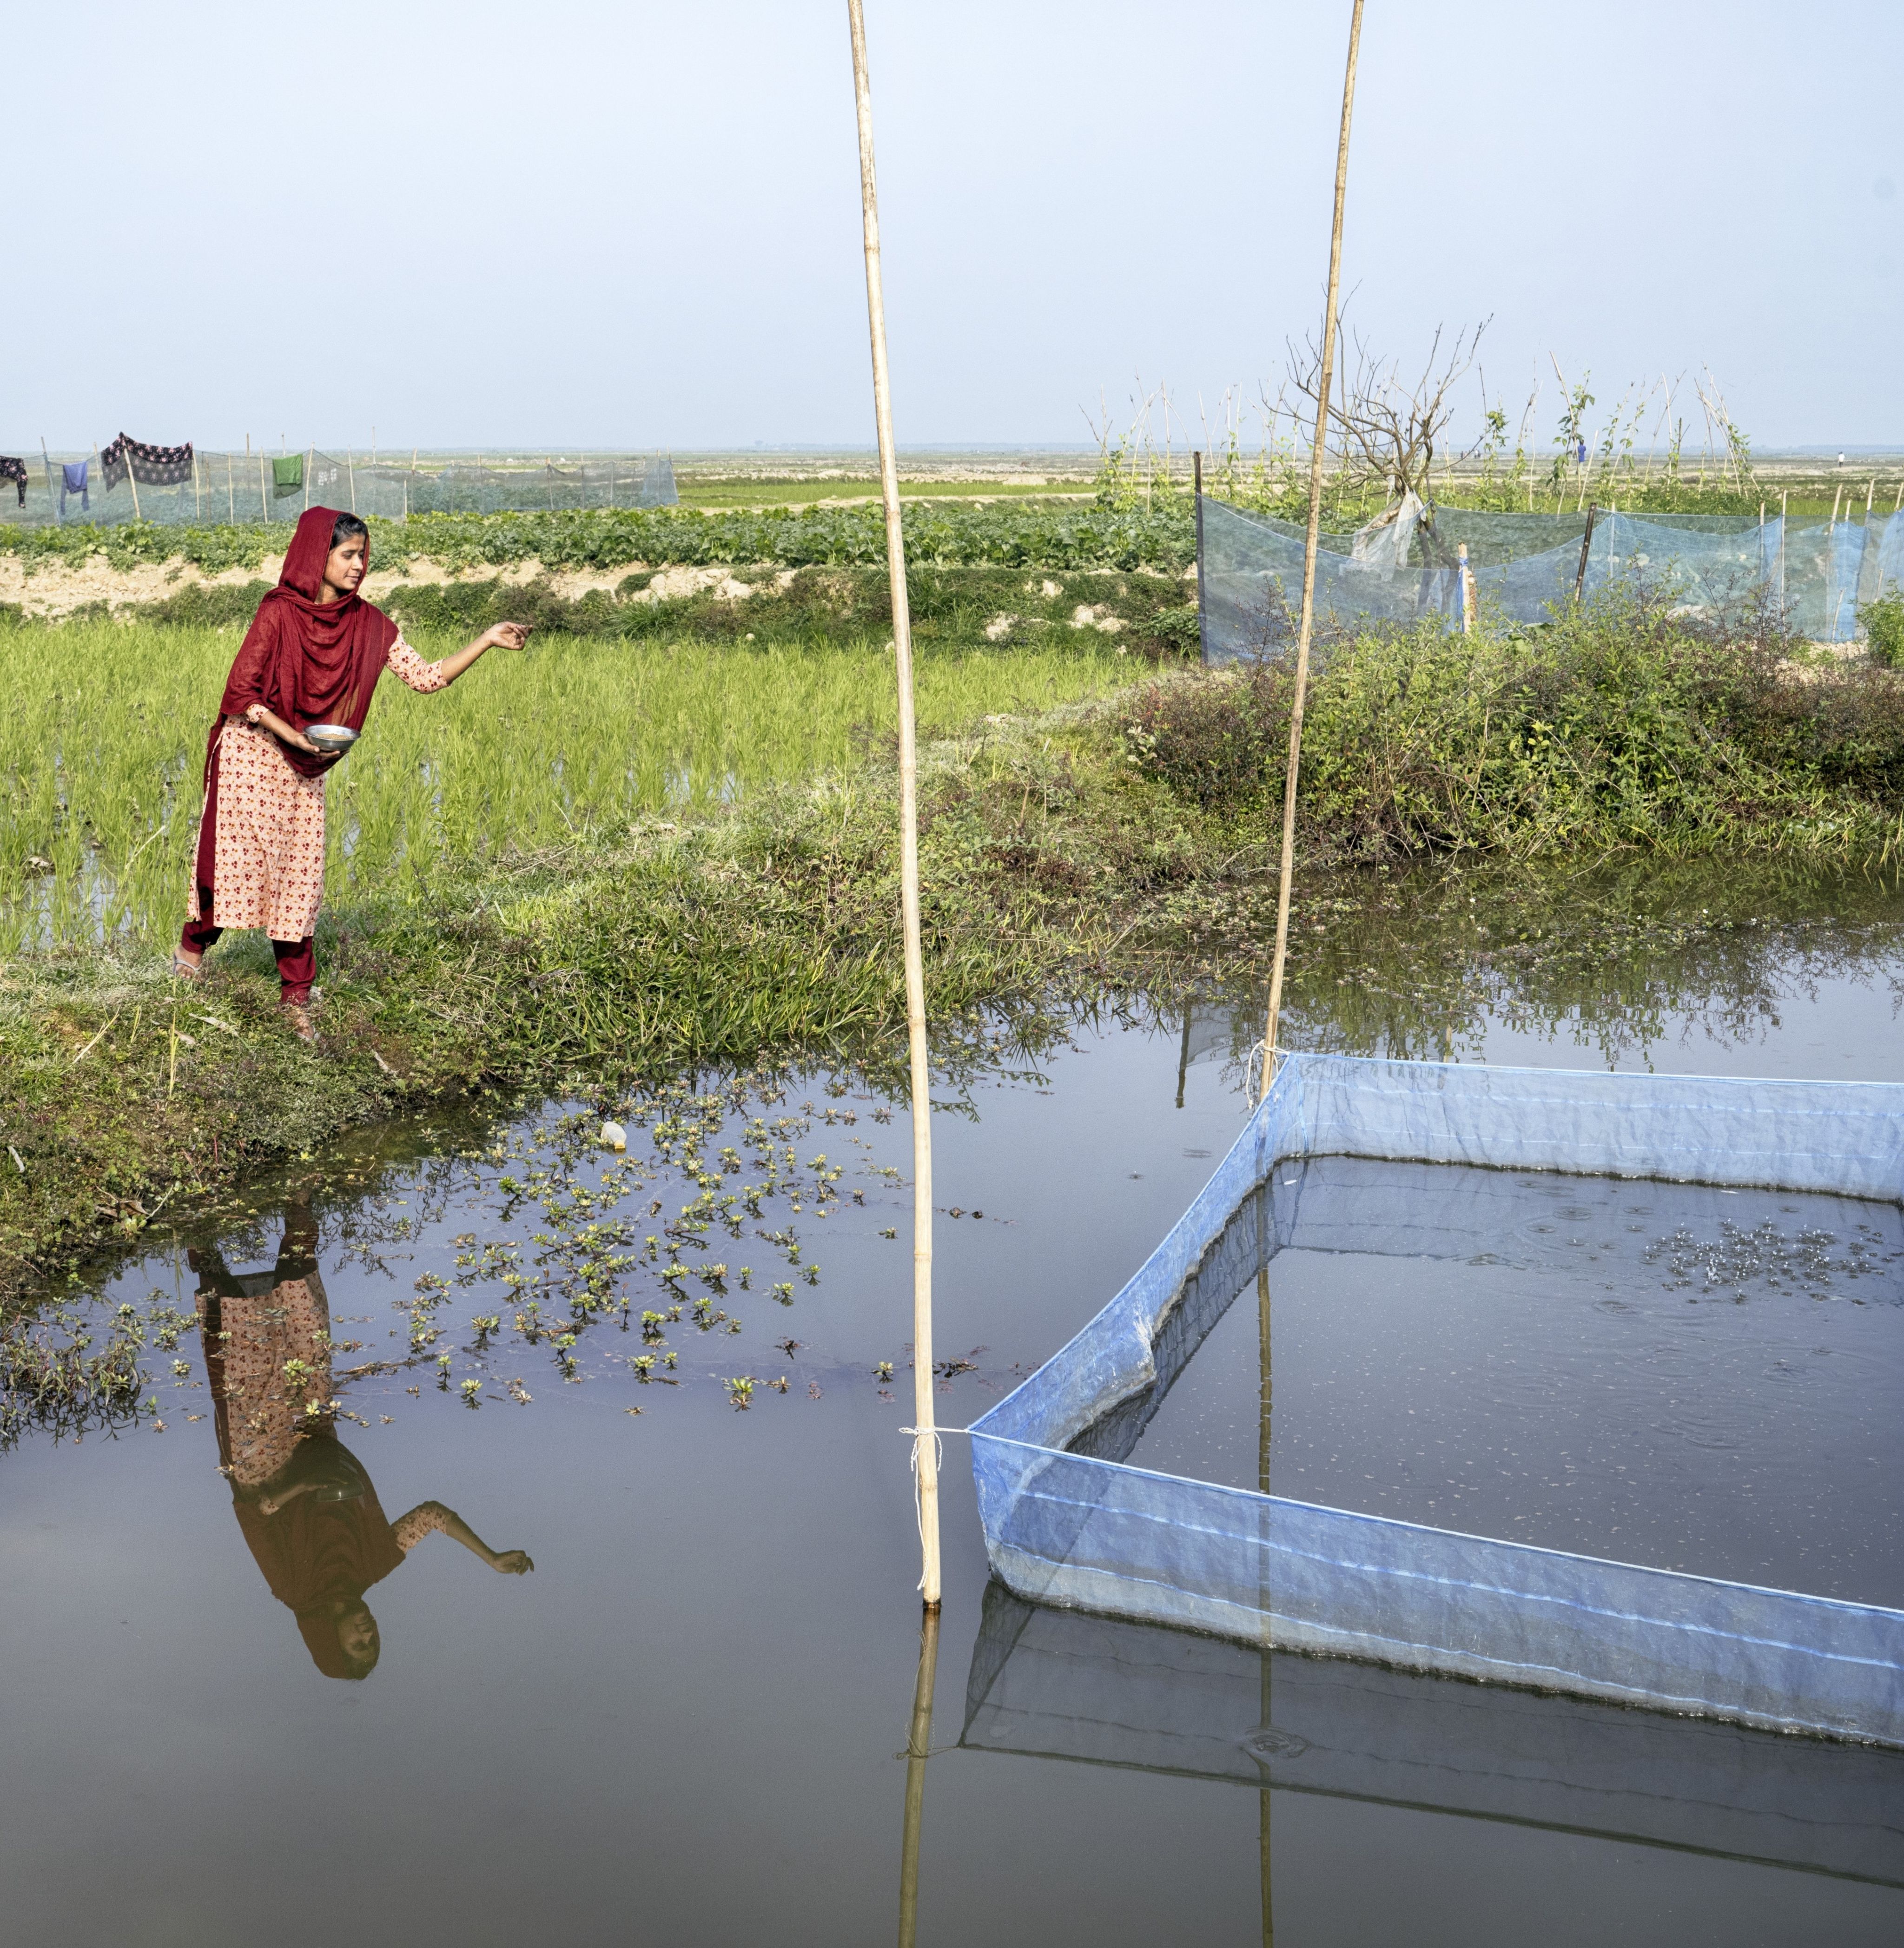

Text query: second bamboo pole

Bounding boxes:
[847,0,940,1609]
[1261,0,1365,1098]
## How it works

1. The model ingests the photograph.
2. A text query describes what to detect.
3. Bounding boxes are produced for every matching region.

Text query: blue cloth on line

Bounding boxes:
[61,460,90,514]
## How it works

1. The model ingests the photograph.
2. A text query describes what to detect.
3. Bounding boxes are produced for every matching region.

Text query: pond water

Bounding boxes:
[1130,1156,1904,1605]
[4,872,1904,1946]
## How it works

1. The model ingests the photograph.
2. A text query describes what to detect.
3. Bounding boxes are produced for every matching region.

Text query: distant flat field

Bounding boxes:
[673,475,1095,509]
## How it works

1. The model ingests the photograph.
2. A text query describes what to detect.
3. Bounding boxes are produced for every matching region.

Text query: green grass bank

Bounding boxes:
[5,588,1903,1308]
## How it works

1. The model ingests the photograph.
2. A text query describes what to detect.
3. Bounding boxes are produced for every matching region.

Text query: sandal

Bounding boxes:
[280,1001,317,1045]
[170,951,203,979]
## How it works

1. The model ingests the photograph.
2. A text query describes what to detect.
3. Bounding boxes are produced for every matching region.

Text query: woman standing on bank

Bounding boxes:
[174,505,530,1039]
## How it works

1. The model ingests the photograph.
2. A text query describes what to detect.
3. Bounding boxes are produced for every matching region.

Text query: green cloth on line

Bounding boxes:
[272,455,304,495]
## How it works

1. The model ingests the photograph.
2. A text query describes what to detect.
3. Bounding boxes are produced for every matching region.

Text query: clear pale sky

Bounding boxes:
[10,1,1899,456]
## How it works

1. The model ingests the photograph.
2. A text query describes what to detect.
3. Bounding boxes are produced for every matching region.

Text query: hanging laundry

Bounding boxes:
[100,432,195,492]
[272,453,305,497]
[60,460,90,515]
[0,456,25,508]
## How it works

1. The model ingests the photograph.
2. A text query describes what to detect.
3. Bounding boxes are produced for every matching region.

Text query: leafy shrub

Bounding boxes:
[1121,661,1289,808]
[1121,589,1904,855]
[1858,591,1904,668]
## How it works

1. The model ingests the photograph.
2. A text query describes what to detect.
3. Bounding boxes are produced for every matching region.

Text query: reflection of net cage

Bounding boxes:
[960,1584,1904,1884]
[1198,498,1904,651]
[4,449,680,531]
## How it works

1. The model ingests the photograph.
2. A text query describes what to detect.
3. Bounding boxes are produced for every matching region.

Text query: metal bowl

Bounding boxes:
[305,723,359,755]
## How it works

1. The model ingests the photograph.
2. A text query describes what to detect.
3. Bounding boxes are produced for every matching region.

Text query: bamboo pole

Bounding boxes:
[304,445,313,512]
[896,1605,940,1948]
[41,436,57,527]
[227,451,234,524]
[1261,0,1364,1095]
[847,0,940,1607]
[124,439,142,520]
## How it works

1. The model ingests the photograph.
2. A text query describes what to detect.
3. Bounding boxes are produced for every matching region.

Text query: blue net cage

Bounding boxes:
[967,1055,1904,1748]
[1197,498,1903,652]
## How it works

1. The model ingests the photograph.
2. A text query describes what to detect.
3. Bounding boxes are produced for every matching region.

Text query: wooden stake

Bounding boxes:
[847,0,940,1608]
[1831,482,1844,528]
[1457,541,1473,634]
[1193,449,1207,661]
[227,452,235,524]
[123,439,142,520]
[304,446,313,513]
[1573,504,1599,604]
[347,449,357,515]
[1866,476,1875,520]
[1262,0,1364,1093]
[41,436,57,527]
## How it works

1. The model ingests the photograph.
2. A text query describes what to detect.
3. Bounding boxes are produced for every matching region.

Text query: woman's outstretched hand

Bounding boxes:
[480,622,533,652]
[491,1549,535,1575]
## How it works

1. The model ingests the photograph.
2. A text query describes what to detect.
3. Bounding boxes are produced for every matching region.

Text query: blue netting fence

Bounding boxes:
[968,1054,1904,1747]
[1198,497,1904,651]
[0,448,677,530]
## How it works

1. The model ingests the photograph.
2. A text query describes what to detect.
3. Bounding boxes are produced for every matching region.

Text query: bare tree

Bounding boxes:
[1287,319,1492,506]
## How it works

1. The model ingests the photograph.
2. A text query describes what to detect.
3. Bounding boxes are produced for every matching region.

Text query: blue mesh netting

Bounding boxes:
[967,1054,1904,1746]
[3,451,678,529]
[1199,498,1898,653]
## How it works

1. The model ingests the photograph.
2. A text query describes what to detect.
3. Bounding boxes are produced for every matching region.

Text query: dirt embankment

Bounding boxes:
[0,554,796,622]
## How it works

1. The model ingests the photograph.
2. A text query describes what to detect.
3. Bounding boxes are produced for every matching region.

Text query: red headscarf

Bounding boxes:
[212,507,399,780]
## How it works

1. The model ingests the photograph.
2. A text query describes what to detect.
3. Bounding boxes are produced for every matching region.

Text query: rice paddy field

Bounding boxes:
[0,620,1133,954]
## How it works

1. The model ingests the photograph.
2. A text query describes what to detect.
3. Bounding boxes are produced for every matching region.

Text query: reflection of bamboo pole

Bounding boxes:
[1257,1190,1275,1947]
[848,0,939,1607]
[1262,0,1364,1091]
[896,1605,940,1948]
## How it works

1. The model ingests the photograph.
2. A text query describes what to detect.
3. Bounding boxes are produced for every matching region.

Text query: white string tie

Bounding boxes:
[899,1424,946,1590]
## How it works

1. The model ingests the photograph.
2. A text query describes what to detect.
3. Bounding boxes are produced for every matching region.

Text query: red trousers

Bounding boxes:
[181,891,316,1004]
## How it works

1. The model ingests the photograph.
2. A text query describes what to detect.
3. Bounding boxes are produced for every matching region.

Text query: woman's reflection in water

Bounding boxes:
[190,1198,533,1680]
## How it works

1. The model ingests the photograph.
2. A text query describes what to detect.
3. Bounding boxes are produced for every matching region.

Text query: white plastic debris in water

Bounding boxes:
[599,1121,628,1152]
